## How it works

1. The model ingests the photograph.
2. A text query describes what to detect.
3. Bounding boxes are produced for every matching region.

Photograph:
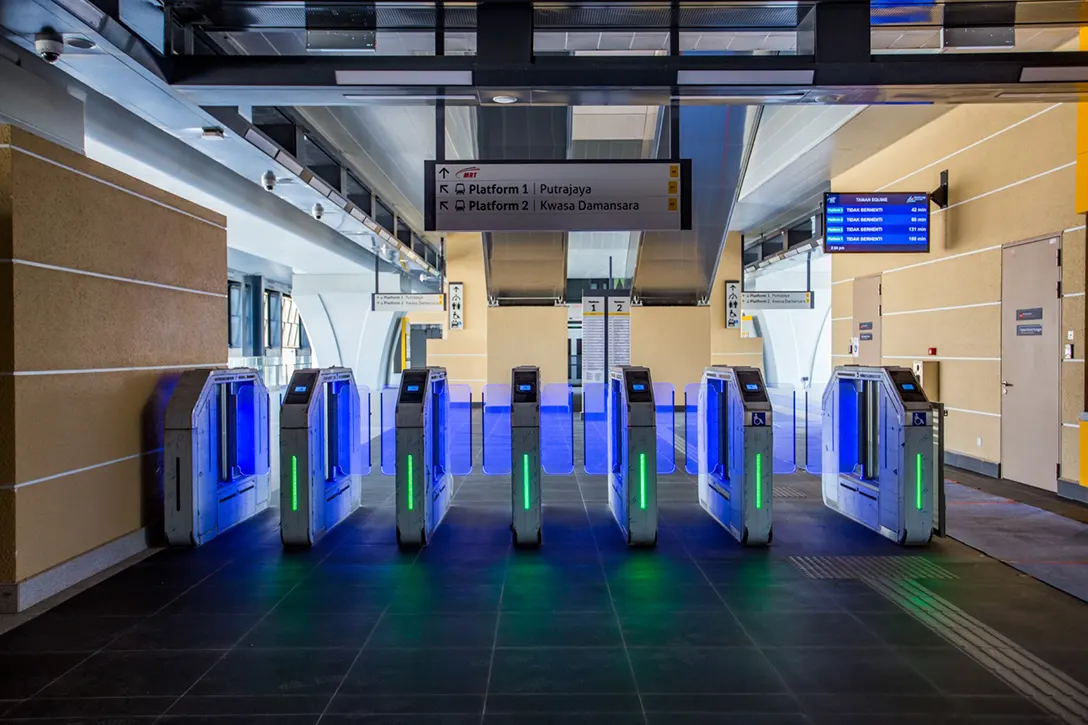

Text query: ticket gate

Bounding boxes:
[511,366,542,546]
[280,367,364,547]
[608,366,658,546]
[822,365,934,545]
[395,367,453,547]
[164,368,271,546]
[697,366,773,545]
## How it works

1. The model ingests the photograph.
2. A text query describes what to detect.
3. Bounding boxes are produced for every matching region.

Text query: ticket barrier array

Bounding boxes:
[164,368,271,546]
[697,366,773,546]
[395,367,453,547]
[821,365,934,545]
[510,366,543,546]
[608,366,658,546]
[280,367,364,547]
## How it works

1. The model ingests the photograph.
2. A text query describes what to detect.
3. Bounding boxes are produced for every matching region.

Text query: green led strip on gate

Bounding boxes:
[916,452,923,510]
[523,453,530,510]
[291,455,298,512]
[639,452,647,510]
[755,453,763,510]
[407,454,414,511]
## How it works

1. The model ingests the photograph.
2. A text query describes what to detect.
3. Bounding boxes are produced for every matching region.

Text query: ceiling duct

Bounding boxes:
[478,104,569,304]
[634,103,761,305]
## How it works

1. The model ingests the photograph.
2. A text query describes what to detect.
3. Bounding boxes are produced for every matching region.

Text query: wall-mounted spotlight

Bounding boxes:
[929,169,949,209]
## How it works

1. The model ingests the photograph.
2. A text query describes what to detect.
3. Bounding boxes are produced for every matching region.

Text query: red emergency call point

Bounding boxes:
[928,347,937,356]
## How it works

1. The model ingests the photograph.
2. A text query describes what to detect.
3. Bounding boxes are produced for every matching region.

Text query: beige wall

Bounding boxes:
[630,306,710,390]
[487,306,568,386]
[421,233,488,396]
[829,104,1083,476]
[0,126,226,582]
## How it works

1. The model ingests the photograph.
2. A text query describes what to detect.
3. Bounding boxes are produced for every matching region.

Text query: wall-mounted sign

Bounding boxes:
[372,293,444,312]
[424,160,692,232]
[859,321,873,331]
[724,281,741,329]
[1016,307,1043,321]
[741,290,814,310]
[448,282,464,330]
[860,332,874,341]
[1017,324,1043,336]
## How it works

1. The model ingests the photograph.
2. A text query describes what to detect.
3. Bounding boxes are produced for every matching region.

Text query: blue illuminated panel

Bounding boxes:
[825,192,929,253]
[518,384,532,392]
[407,384,420,392]
[632,383,646,392]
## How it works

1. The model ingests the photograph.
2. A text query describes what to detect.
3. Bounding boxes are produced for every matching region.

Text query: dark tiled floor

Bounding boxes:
[0,445,1085,725]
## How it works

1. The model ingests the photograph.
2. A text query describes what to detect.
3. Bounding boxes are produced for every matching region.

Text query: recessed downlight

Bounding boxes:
[64,36,96,50]
[492,95,518,104]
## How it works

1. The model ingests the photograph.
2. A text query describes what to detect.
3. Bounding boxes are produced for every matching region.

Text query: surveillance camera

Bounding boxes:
[261,171,276,192]
[311,203,324,221]
[35,30,64,63]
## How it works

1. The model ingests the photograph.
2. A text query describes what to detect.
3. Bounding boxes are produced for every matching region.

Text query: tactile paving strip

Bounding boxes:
[789,555,957,580]
[773,486,808,499]
[867,577,1088,725]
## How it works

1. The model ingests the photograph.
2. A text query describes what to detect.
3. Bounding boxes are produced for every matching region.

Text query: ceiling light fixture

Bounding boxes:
[200,127,226,140]
[64,36,96,50]
[492,95,519,104]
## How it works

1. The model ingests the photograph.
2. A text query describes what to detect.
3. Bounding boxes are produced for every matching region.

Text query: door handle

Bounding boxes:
[1002,381,1014,394]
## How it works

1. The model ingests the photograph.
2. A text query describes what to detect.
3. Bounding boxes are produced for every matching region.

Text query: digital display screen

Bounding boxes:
[406,385,420,392]
[294,386,307,393]
[518,384,532,392]
[745,383,759,391]
[902,383,916,391]
[632,384,646,391]
[824,192,929,254]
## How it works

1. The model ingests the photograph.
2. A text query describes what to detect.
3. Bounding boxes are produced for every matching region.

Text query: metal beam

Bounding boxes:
[167,52,1088,104]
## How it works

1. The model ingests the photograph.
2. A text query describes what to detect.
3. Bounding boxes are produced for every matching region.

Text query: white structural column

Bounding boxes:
[292,272,402,390]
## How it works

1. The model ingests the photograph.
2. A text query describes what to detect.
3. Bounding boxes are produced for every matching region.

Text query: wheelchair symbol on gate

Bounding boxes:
[912,412,927,426]
[752,412,767,427]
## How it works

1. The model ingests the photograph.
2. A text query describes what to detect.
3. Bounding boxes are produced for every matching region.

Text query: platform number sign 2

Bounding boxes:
[725,281,741,329]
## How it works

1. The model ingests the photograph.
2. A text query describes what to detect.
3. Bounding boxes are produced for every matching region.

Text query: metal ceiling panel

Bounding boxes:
[730,103,951,234]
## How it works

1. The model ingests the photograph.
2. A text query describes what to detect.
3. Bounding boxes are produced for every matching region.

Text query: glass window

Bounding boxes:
[282,295,302,349]
[266,290,283,349]
[375,198,395,232]
[345,172,372,216]
[228,282,243,349]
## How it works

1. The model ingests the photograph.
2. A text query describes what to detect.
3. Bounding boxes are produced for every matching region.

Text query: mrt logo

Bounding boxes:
[456,167,480,179]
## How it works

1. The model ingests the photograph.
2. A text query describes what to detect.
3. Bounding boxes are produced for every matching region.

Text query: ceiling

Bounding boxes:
[731,103,952,235]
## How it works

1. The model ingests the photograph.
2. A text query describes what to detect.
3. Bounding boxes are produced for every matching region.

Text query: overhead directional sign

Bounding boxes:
[741,291,815,310]
[372,293,444,312]
[424,160,692,232]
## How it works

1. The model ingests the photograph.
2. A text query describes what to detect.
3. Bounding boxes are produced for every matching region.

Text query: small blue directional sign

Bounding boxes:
[752,412,767,427]
[912,412,928,426]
